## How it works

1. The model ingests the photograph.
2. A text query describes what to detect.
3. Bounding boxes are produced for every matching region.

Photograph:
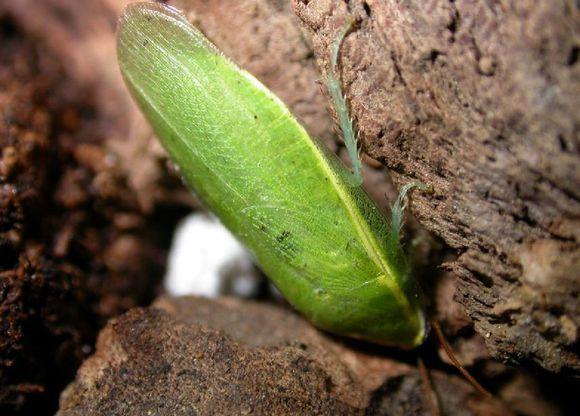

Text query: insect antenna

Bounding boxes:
[388,183,491,400]
[431,319,493,398]
[418,356,441,416]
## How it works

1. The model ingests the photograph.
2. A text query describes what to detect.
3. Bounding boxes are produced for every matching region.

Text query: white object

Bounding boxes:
[164,213,258,298]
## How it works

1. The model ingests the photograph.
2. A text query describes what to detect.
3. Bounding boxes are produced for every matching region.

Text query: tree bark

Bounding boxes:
[293,0,579,374]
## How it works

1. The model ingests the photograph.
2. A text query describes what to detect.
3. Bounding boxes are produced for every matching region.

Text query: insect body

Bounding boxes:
[117,2,425,347]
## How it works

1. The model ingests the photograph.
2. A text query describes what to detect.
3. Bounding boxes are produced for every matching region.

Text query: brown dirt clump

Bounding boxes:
[57,296,512,416]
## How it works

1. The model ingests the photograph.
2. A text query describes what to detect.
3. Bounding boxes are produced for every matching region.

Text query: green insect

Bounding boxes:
[117,2,426,348]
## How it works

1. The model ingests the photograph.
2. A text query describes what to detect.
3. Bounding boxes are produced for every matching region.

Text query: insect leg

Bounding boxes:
[391,182,427,235]
[327,16,363,187]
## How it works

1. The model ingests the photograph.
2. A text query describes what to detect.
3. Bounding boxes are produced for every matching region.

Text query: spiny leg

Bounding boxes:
[328,18,430,240]
[328,18,485,401]
[390,181,432,239]
[327,16,363,187]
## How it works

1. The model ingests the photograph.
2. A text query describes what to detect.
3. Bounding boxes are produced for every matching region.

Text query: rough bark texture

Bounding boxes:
[293,0,580,375]
[57,296,511,416]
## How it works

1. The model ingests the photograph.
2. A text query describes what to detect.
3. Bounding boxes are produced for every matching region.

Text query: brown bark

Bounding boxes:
[292,0,579,374]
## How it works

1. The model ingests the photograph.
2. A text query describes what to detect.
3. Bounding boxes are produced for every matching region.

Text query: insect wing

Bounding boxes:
[117,2,425,347]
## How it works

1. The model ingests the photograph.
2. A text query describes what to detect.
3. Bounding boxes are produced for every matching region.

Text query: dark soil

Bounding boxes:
[0,6,185,414]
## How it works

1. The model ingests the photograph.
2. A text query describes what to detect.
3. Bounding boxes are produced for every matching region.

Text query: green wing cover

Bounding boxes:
[117,2,425,347]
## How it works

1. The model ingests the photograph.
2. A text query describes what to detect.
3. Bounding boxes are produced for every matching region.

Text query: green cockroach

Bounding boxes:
[117,2,426,348]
